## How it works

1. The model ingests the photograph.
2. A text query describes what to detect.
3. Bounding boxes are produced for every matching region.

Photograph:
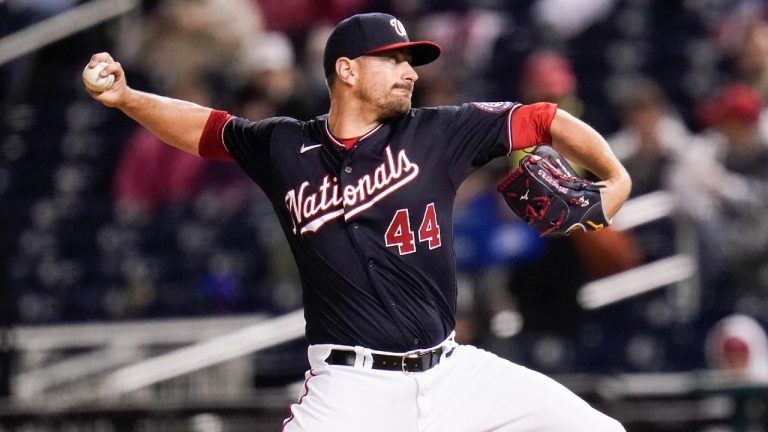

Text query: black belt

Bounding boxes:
[326,346,453,372]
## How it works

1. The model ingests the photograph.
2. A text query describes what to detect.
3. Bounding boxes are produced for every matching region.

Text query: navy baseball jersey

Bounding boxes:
[200,101,556,352]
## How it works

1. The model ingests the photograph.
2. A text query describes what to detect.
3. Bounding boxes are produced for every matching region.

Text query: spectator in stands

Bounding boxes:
[139,0,263,92]
[721,19,768,144]
[608,79,688,197]
[670,83,768,312]
[607,79,686,262]
[520,50,583,117]
[705,314,768,381]
[239,31,323,119]
[530,0,615,40]
[733,21,768,100]
[685,83,768,221]
[417,5,505,75]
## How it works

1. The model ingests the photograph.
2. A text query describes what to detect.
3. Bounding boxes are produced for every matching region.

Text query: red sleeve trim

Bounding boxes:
[510,102,557,150]
[198,110,234,161]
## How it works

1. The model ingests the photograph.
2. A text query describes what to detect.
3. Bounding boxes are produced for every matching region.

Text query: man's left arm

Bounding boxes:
[548,109,632,219]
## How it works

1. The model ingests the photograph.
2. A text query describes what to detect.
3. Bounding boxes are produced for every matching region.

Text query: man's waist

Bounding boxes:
[307,331,457,373]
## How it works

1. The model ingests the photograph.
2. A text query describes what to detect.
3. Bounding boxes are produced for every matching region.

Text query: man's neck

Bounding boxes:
[327,99,382,139]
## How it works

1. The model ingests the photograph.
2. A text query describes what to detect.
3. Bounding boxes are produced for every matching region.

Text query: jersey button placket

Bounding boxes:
[344,166,352,174]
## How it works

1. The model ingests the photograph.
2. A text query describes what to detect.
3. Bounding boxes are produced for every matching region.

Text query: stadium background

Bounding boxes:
[3,0,768,430]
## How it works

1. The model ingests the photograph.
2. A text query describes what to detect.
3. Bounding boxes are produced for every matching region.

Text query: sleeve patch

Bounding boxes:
[471,101,515,113]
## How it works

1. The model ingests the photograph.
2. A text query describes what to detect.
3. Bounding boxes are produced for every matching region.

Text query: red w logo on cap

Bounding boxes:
[389,18,407,37]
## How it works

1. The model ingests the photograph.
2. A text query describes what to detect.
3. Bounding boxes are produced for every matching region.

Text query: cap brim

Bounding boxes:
[365,41,442,66]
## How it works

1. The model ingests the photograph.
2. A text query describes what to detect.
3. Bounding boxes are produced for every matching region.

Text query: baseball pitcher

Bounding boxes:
[85,12,630,432]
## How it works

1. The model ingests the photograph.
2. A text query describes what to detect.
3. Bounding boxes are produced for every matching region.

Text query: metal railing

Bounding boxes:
[99,309,305,398]
[12,313,270,399]
[0,0,139,66]
[578,190,699,319]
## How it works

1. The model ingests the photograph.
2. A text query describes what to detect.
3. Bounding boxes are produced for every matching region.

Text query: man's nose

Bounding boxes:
[403,62,418,82]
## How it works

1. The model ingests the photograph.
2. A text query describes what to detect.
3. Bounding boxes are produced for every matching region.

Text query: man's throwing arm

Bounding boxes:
[84,52,212,157]
[548,109,632,220]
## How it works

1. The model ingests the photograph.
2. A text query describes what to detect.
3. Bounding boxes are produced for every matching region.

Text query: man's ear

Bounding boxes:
[336,57,356,86]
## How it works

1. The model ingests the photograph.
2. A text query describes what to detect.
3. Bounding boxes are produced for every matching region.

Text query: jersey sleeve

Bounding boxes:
[199,110,235,161]
[442,101,557,185]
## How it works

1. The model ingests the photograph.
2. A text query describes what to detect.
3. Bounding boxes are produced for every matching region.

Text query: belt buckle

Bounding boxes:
[401,350,424,373]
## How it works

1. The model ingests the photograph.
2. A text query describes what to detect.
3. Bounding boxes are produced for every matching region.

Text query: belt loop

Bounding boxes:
[446,331,457,346]
[353,346,366,368]
[361,348,373,369]
[442,332,458,360]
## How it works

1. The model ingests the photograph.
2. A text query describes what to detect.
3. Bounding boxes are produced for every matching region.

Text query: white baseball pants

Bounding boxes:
[281,336,624,432]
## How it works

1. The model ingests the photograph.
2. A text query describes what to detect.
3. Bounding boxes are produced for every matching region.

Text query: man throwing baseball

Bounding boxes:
[85,12,630,432]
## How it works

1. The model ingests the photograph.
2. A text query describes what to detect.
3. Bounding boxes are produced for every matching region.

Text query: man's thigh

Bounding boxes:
[418,345,624,432]
[282,366,419,432]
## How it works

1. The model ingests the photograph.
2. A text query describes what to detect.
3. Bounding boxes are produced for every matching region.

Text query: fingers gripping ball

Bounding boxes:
[497,145,610,236]
[82,62,115,93]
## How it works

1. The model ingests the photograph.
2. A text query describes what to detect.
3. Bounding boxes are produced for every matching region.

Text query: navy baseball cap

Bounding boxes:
[323,13,441,77]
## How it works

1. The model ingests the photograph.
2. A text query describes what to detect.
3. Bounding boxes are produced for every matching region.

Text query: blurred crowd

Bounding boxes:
[4,0,768,376]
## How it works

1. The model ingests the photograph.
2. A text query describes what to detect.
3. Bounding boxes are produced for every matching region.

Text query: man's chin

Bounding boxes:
[380,101,411,120]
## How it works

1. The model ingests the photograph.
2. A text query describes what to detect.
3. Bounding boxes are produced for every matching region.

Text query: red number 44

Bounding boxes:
[385,203,441,255]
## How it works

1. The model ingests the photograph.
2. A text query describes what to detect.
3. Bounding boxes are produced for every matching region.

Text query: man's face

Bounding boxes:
[353,50,418,119]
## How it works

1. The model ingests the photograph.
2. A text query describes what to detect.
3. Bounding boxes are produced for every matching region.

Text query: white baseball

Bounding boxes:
[82,61,115,93]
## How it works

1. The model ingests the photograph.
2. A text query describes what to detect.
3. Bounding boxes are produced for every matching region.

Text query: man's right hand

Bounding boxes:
[84,52,130,108]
